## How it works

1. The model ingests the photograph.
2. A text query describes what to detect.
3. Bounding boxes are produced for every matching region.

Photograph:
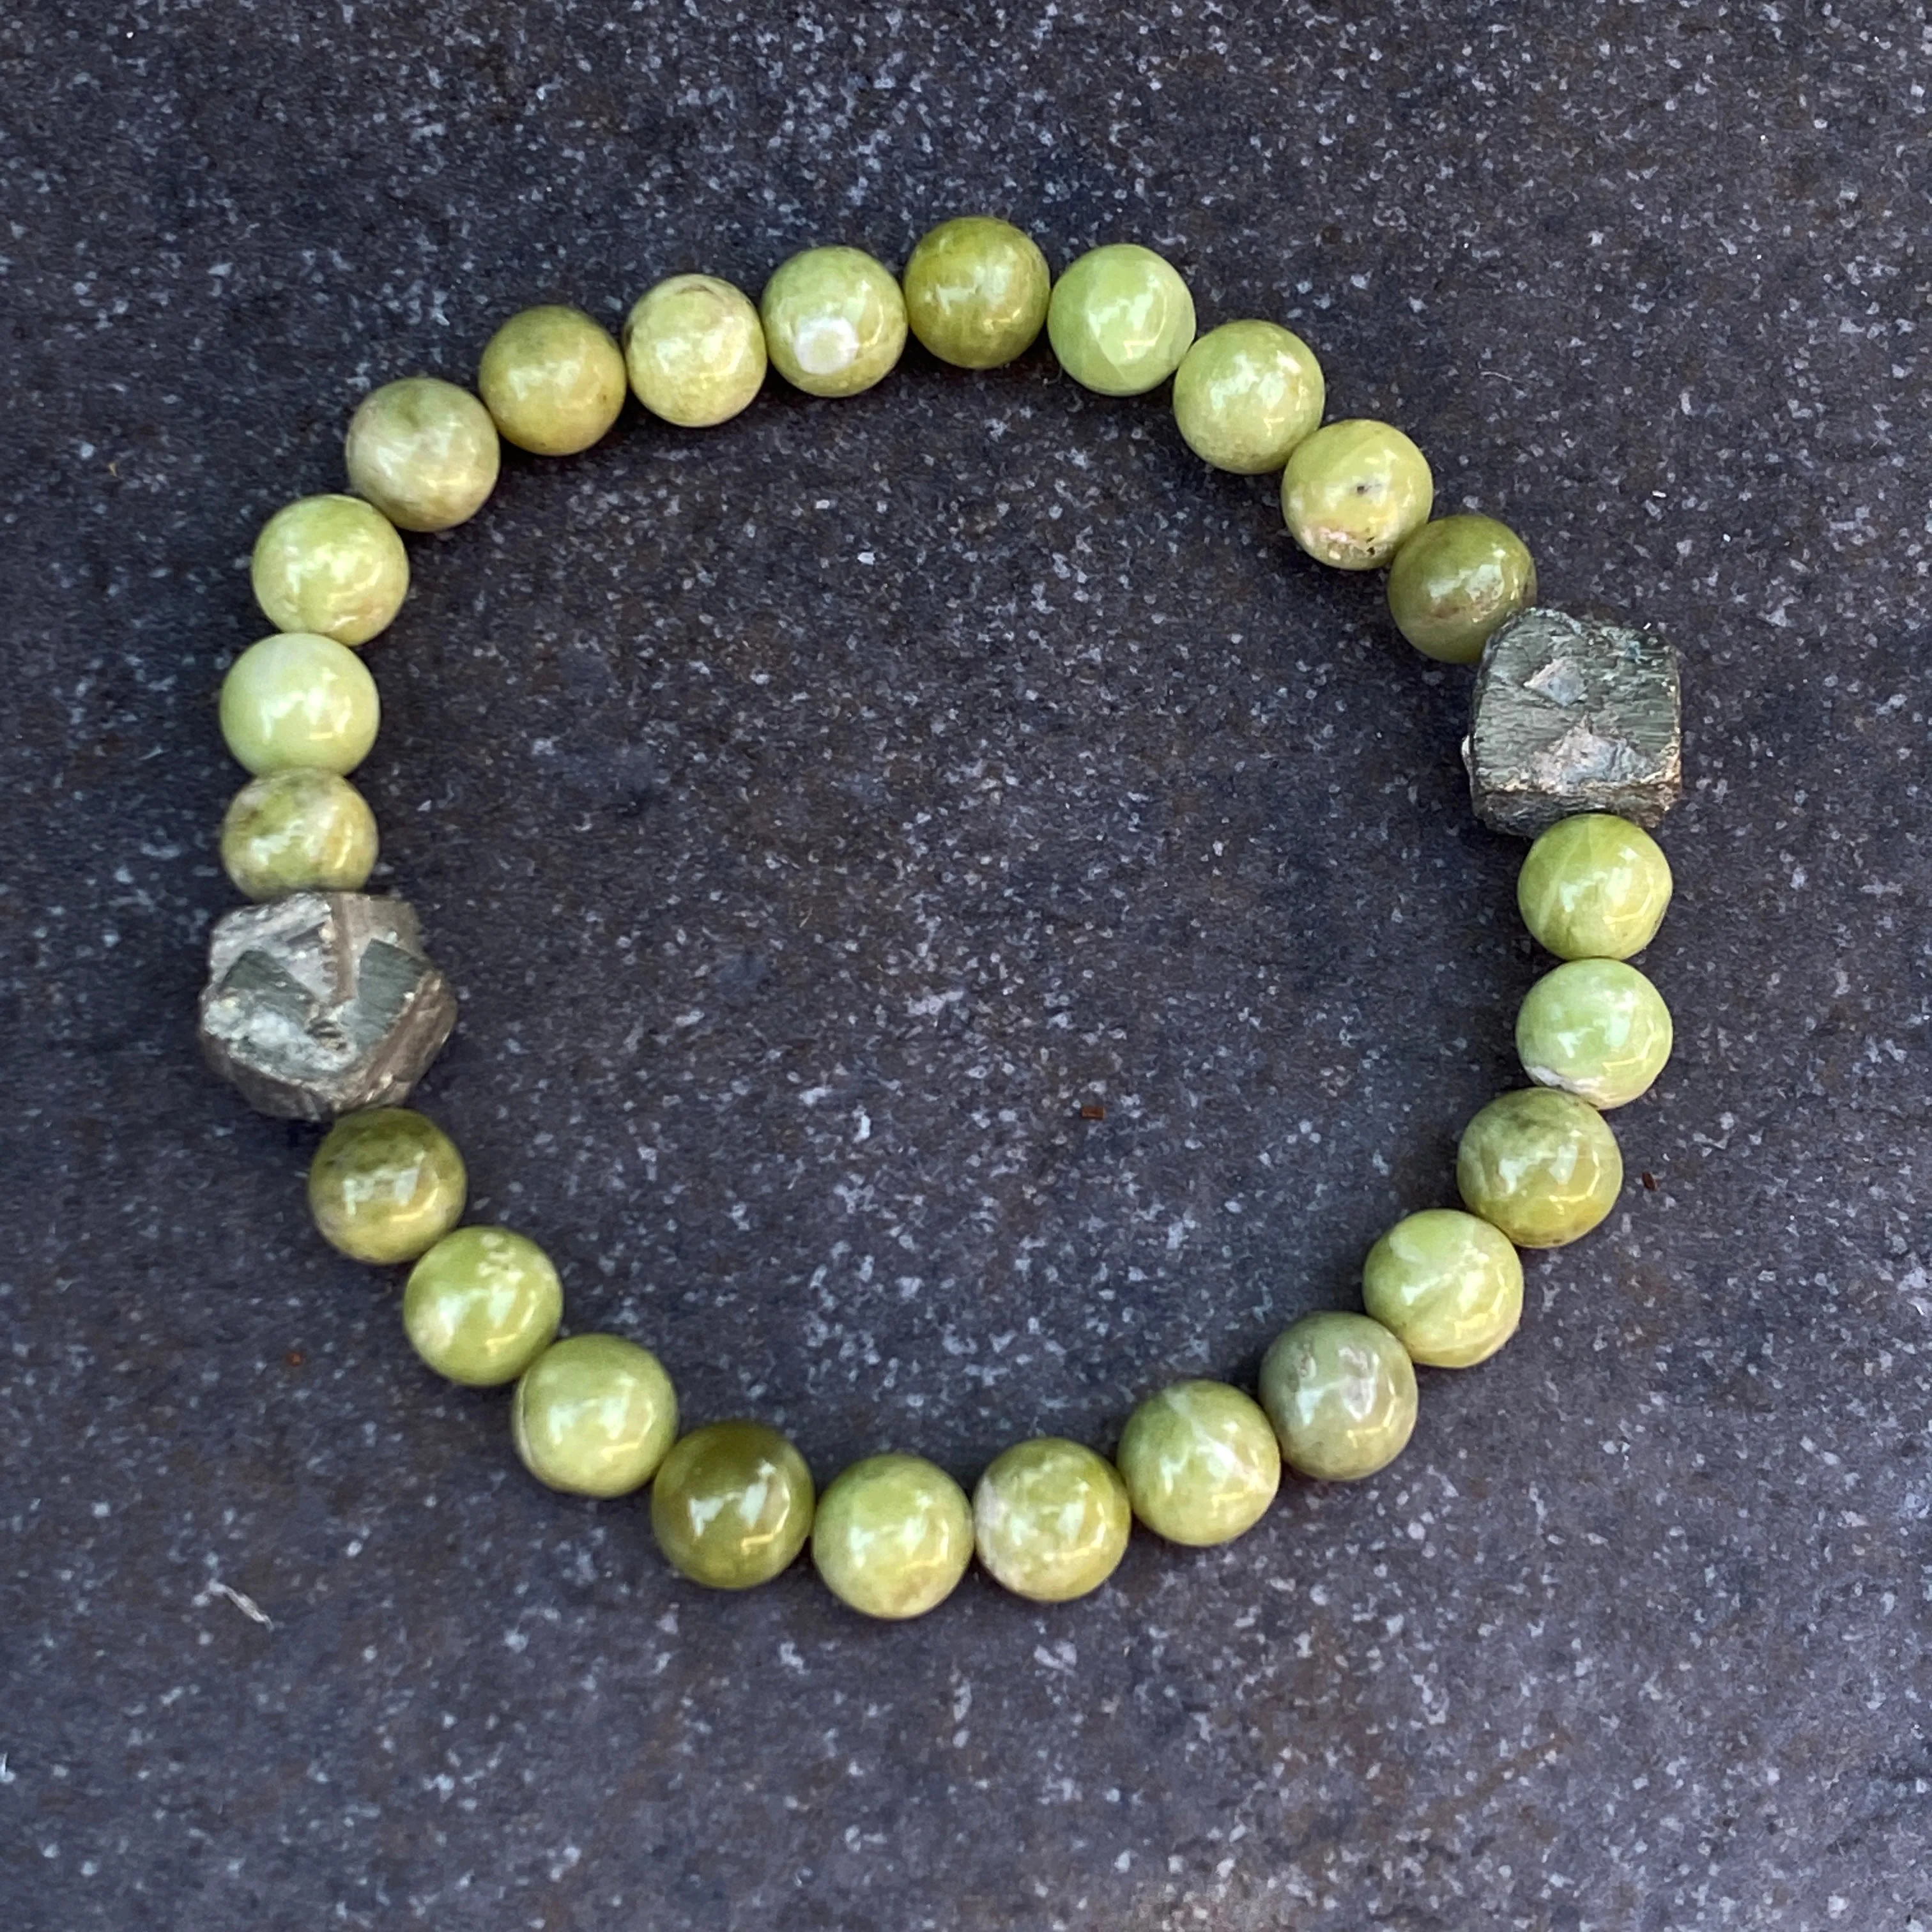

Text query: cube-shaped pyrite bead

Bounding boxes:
[199,892,457,1120]
[1462,608,1682,837]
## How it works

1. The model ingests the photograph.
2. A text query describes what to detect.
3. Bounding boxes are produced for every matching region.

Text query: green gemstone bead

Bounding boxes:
[901,216,1052,370]
[307,1106,466,1266]
[972,1436,1131,1603]
[1517,958,1673,1110]
[1457,1087,1623,1248]
[218,767,378,900]
[1280,418,1434,571]
[512,1333,679,1497]
[1517,813,1674,961]
[651,1420,815,1590]
[1046,243,1195,397]
[218,631,380,777]
[478,305,627,456]
[344,376,500,532]
[1171,320,1324,474]
[1115,1380,1281,1547]
[1361,1209,1524,1369]
[402,1226,562,1387]
[760,247,907,399]
[623,273,768,427]
[811,1453,974,1620]
[1259,1312,1418,1482]
[251,494,409,647]
[1386,513,1537,663]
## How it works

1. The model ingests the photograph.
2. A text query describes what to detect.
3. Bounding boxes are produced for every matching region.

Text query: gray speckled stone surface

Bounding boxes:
[2,3,1928,1927]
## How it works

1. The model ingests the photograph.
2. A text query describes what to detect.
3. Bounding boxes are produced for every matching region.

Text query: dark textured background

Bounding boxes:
[3,3,1928,1926]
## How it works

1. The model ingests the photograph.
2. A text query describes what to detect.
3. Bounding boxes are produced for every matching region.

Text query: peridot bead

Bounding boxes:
[1280,418,1434,571]
[1259,1312,1417,1482]
[345,376,500,532]
[1386,513,1537,663]
[219,767,378,899]
[651,1420,815,1590]
[401,1226,562,1387]
[1517,813,1674,960]
[251,493,409,646]
[760,247,907,399]
[1457,1087,1623,1248]
[623,273,768,427]
[811,1453,974,1620]
[1361,1209,1524,1368]
[1046,243,1195,397]
[901,215,1052,369]
[1115,1380,1281,1547]
[477,305,627,456]
[512,1333,679,1497]
[218,631,380,777]
[1517,958,1673,1109]
[1171,320,1324,473]
[973,1437,1131,1603]
[307,1106,466,1266]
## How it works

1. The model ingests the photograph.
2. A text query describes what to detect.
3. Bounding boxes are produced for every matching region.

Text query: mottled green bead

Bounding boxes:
[1517,813,1674,960]
[1457,1087,1623,1248]
[651,1421,815,1590]
[219,767,378,899]
[307,1106,466,1266]
[973,1437,1131,1603]
[1260,1312,1417,1482]
[251,494,409,647]
[402,1226,562,1387]
[1386,513,1537,663]
[512,1334,678,1497]
[760,247,907,399]
[1116,1380,1280,1547]
[624,273,768,427]
[345,376,500,532]
[218,631,380,777]
[901,215,1051,369]
[1517,958,1673,1110]
[1046,243,1195,397]
[811,1453,974,1620]
[1281,418,1434,571]
[1171,320,1324,474]
[478,305,627,456]
[1361,1209,1524,1369]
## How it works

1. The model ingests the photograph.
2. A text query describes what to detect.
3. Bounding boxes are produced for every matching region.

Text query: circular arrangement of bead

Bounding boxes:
[201,216,1684,1619]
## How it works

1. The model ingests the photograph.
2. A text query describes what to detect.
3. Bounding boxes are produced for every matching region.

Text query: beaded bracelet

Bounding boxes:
[199,215,1683,1619]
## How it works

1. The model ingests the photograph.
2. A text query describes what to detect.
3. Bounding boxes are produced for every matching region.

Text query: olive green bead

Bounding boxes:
[901,215,1051,369]
[402,1227,562,1387]
[1115,1380,1281,1547]
[760,247,907,399]
[218,631,380,777]
[1046,243,1195,397]
[477,305,627,456]
[344,376,500,532]
[1259,1312,1418,1482]
[1171,320,1324,474]
[1517,813,1674,961]
[251,493,409,647]
[1517,958,1673,1110]
[811,1453,974,1620]
[972,1436,1131,1603]
[307,1106,466,1266]
[1386,513,1538,663]
[1361,1209,1524,1369]
[219,767,378,899]
[1457,1087,1623,1248]
[1280,418,1434,571]
[512,1334,678,1497]
[651,1421,815,1590]
[623,273,768,427]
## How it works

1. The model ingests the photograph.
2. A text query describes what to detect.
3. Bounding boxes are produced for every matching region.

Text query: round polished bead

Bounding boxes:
[901,215,1052,369]
[1115,1380,1281,1547]
[1259,1312,1417,1482]
[651,1420,815,1590]
[1386,513,1538,663]
[1517,813,1674,960]
[218,631,380,777]
[623,273,768,427]
[1361,1209,1524,1368]
[477,305,627,455]
[972,1437,1131,1603]
[1046,243,1195,397]
[1457,1087,1623,1248]
[1517,958,1673,1109]
[219,767,378,900]
[402,1226,562,1387]
[344,376,500,532]
[811,1453,974,1620]
[760,247,907,399]
[251,493,409,647]
[1281,418,1434,571]
[307,1106,466,1266]
[512,1334,679,1497]
[1170,319,1324,473]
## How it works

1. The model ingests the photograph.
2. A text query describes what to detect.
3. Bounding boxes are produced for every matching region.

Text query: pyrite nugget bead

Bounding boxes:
[1517,958,1673,1109]
[1517,813,1674,960]
[902,215,1052,369]
[651,1421,816,1590]
[760,247,907,399]
[1361,1208,1524,1368]
[1457,1087,1623,1248]
[218,632,379,777]
[251,494,409,646]
[403,1227,562,1387]
[220,767,378,900]
[1115,1380,1281,1547]
[1387,513,1537,664]
[345,376,500,532]
[1260,1312,1418,1482]
[1171,319,1324,473]
[478,305,627,456]
[307,1106,466,1265]
[1281,419,1434,571]
[1046,243,1196,396]
[624,273,768,427]
[512,1334,679,1498]
[973,1437,1132,1602]
[811,1453,975,1620]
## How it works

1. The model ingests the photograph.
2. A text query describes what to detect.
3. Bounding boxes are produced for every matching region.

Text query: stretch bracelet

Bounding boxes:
[198,215,1684,1618]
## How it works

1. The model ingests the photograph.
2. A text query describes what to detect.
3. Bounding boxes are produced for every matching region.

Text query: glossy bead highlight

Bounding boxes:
[1260,1312,1418,1482]
[651,1420,815,1589]
[1517,813,1674,960]
[478,305,627,455]
[1281,419,1434,571]
[1387,513,1537,663]
[1116,1380,1280,1545]
[307,1106,466,1266]
[760,247,907,399]
[1046,243,1195,396]
[402,1226,562,1386]
[1171,320,1324,473]
[1517,958,1673,1108]
[1361,1208,1524,1368]
[812,1453,974,1620]
[512,1334,679,1498]
[901,216,1052,369]
[218,631,379,776]
[624,273,768,427]
[251,494,408,646]
[345,376,500,532]
[973,1436,1131,1602]
[1457,1087,1623,1248]
[219,767,378,899]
